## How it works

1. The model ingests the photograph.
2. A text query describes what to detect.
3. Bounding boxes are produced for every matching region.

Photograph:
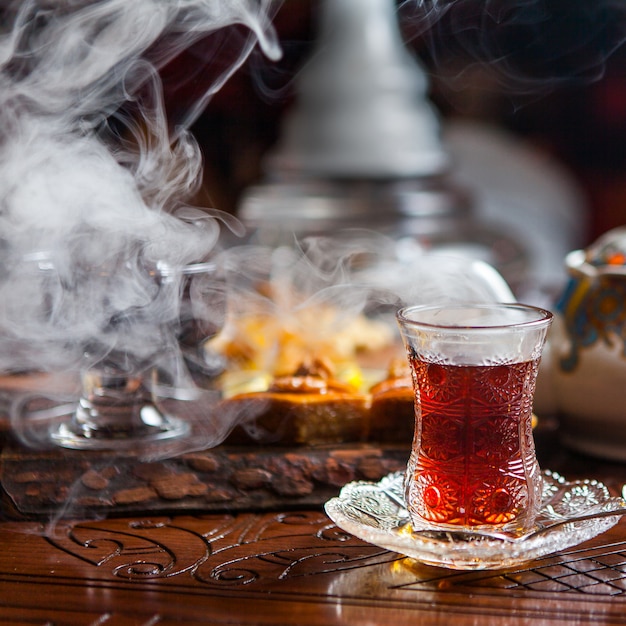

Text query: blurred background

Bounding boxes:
[170,0,626,247]
[0,0,624,458]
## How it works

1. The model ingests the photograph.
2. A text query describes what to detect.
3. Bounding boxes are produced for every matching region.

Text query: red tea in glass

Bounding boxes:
[407,356,541,528]
[397,304,552,534]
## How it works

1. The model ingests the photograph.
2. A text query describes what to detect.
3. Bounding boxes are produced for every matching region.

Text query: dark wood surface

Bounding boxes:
[3,419,626,625]
[4,508,626,624]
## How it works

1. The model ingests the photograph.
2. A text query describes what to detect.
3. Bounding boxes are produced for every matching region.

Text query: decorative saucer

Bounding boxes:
[324,470,626,570]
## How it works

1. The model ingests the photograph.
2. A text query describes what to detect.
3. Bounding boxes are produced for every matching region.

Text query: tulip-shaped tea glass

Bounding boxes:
[396,303,553,535]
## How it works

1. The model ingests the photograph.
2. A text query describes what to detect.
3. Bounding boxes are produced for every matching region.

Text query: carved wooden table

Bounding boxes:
[3,420,626,624]
[4,509,626,624]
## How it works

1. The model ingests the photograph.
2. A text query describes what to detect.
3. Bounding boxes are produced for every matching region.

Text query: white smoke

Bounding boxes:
[0,0,280,374]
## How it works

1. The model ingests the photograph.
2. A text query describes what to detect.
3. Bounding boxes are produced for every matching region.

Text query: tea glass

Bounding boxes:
[396,303,553,535]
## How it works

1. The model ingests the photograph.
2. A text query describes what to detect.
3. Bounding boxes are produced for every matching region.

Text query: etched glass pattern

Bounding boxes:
[406,355,542,531]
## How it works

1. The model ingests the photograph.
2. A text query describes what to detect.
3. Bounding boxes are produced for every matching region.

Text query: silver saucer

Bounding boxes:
[325,470,626,570]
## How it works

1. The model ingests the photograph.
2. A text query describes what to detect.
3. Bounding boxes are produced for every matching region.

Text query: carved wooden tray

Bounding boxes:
[0,442,410,519]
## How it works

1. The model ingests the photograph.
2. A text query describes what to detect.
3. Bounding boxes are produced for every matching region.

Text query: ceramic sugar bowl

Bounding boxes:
[547,227,626,460]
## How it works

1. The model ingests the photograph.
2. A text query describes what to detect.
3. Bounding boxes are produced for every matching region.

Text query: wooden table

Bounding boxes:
[3,421,626,625]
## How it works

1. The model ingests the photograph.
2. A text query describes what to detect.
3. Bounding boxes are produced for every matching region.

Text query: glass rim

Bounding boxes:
[19,252,217,277]
[396,302,553,331]
[157,260,217,276]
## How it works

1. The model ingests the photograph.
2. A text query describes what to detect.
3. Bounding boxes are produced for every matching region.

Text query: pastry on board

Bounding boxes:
[368,358,414,444]
[206,295,415,446]
[221,358,371,445]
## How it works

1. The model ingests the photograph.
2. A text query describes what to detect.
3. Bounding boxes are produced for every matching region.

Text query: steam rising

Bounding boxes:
[0,0,279,375]
[0,0,565,460]
[400,0,626,93]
